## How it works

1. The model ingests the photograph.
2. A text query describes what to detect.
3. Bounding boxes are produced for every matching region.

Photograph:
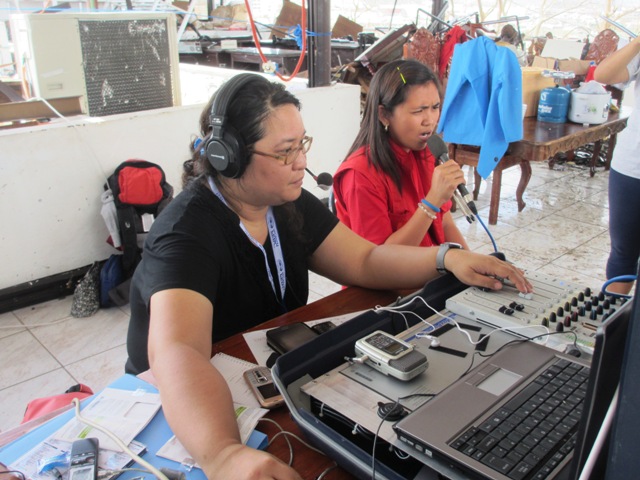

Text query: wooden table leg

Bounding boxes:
[517,161,531,212]
[489,167,503,225]
[473,167,482,200]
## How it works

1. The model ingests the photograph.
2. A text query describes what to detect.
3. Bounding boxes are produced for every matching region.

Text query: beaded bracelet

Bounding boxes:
[418,202,437,220]
[421,198,441,213]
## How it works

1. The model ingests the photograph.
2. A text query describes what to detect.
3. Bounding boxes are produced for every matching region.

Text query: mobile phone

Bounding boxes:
[354,330,428,381]
[243,366,284,409]
[266,322,318,355]
[68,438,99,480]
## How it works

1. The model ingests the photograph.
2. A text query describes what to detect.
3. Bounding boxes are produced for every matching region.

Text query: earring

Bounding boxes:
[384,124,389,132]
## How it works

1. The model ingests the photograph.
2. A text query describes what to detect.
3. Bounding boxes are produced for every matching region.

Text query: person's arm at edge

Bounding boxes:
[148,289,301,480]
[593,36,640,85]
[310,222,532,293]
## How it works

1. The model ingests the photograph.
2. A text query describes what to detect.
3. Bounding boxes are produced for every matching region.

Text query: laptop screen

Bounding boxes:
[564,296,631,479]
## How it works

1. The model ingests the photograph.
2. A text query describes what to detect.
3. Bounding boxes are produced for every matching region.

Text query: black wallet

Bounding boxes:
[266,322,319,355]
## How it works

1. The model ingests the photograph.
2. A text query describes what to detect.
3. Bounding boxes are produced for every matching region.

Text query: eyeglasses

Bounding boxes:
[252,136,313,165]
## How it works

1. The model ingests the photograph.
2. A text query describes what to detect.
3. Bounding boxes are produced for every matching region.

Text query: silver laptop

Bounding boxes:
[394,298,632,480]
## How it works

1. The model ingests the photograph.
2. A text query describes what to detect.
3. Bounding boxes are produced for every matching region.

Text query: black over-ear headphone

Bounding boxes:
[203,73,263,178]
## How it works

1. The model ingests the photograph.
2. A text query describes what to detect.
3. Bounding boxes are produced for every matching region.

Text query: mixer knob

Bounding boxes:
[578,292,585,302]
[596,305,604,315]
[549,312,557,323]
[584,287,592,297]
[499,306,515,316]
[585,301,592,312]
[541,317,549,327]
[609,308,616,316]
[564,316,571,327]
[610,297,617,305]
[564,301,571,311]
[598,291,605,301]
[556,322,564,332]
[590,310,598,321]
[578,306,586,317]
[591,296,599,307]
[603,299,610,309]
[557,307,565,316]
[571,297,578,307]
[509,301,524,311]
[571,311,579,323]
[602,312,609,321]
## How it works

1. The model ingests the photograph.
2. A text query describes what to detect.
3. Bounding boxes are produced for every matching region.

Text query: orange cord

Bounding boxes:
[243,0,307,82]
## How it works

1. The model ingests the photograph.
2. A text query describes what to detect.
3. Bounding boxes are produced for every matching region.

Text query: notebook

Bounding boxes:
[394,296,632,480]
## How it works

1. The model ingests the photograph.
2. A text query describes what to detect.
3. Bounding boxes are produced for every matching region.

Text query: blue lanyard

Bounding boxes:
[207,177,286,302]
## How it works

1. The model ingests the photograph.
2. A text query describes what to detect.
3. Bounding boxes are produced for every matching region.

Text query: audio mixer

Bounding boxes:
[445,271,627,352]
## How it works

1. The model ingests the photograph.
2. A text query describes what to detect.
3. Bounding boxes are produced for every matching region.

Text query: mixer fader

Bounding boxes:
[445,271,627,352]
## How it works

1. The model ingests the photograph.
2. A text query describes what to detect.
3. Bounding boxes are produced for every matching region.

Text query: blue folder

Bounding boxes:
[0,374,268,479]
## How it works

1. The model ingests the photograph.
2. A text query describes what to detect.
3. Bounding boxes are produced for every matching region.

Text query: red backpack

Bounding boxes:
[105,160,174,278]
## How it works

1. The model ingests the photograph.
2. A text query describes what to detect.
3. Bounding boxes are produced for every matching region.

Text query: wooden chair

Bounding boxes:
[584,29,620,64]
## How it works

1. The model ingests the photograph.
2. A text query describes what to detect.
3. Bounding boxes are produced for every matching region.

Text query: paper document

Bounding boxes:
[156,403,268,468]
[52,388,161,452]
[210,353,262,408]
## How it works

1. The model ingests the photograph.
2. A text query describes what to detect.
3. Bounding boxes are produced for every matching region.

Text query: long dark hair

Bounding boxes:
[183,75,301,188]
[345,59,442,191]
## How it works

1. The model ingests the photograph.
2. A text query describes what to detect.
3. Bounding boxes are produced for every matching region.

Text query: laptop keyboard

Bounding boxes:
[450,358,589,480]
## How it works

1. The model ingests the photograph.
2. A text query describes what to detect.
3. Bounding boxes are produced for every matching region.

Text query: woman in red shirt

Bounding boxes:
[333,59,469,249]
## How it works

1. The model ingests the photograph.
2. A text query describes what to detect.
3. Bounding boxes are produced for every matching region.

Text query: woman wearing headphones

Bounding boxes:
[125,73,531,480]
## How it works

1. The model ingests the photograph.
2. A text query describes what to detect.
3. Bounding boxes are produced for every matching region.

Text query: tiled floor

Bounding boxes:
[0,160,624,434]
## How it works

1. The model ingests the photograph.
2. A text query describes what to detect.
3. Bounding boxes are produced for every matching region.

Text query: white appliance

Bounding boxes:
[11,11,181,116]
[568,91,611,125]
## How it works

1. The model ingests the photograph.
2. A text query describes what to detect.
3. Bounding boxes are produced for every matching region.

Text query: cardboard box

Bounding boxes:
[332,14,363,39]
[522,67,556,117]
[558,58,591,75]
[532,39,591,76]
[531,56,591,76]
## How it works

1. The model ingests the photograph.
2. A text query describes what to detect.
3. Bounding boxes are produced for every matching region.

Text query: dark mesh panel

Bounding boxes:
[78,18,176,116]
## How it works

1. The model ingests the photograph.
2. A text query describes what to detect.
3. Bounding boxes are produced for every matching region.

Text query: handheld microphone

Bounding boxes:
[426,135,478,221]
[305,168,333,191]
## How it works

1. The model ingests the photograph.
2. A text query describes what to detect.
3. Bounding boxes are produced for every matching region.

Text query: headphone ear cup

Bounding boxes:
[205,123,246,178]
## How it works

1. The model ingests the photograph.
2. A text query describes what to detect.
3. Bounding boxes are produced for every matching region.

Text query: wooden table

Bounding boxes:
[449,109,630,225]
[0,287,398,479]
[212,286,399,480]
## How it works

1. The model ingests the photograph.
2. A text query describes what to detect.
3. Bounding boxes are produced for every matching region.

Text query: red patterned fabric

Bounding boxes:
[405,28,441,76]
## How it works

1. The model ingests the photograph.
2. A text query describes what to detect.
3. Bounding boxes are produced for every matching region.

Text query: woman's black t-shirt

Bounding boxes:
[125,182,339,374]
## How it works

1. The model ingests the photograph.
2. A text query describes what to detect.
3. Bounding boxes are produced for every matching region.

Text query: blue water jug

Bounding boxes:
[537,86,571,123]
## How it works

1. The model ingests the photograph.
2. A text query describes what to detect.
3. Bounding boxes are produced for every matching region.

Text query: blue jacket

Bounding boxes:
[438,36,523,178]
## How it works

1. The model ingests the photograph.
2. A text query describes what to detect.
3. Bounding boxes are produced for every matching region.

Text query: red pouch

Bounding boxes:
[21,384,93,424]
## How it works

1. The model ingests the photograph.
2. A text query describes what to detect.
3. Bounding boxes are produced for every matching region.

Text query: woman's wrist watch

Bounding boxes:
[436,242,462,275]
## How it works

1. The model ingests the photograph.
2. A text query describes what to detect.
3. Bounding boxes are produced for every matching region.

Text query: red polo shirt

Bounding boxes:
[334,140,451,246]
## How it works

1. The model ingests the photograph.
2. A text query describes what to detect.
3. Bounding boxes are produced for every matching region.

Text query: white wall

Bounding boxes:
[0,66,360,290]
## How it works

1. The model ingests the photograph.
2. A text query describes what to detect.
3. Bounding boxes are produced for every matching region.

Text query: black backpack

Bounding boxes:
[105,160,174,278]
